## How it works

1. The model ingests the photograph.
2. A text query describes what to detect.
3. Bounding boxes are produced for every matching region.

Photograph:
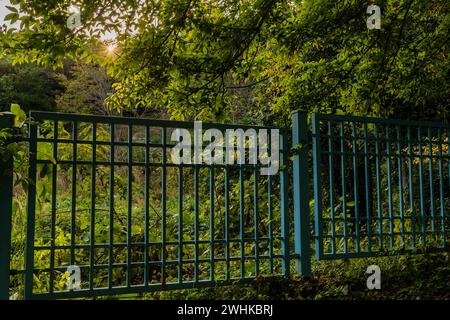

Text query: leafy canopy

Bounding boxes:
[1,0,449,123]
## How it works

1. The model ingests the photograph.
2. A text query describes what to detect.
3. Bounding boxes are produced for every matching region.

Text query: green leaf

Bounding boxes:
[4,13,19,24]
[10,104,26,127]
[6,5,18,13]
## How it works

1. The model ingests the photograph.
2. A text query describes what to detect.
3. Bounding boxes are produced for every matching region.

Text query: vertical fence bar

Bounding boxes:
[108,124,115,289]
[437,128,446,249]
[194,163,199,284]
[397,126,405,247]
[351,122,361,253]
[363,123,372,253]
[447,130,450,247]
[209,164,215,282]
[239,157,245,278]
[375,124,383,250]
[144,126,150,286]
[126,125,133,287]
[340,122,348,254]
[292,111,311,276]
[267,143,274,274]
[418,127,426,245]
[0,114,15,300]
[49,121,58,293]
[178,155,183,284]
[90,123,97,290]
[25,115,38,299]
[71,122,78,266]
[253,164,259,276]
[407,126,416,249]
[427,127,436,235]
[328,122,336,255]
[386,126,394,249]
[224,164,230,281]
[161,127,167,284]
[312,113,323,260]
[280,130,290,276]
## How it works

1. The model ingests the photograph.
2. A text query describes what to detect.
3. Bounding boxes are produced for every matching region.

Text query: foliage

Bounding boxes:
[8,116,285,299]
[144,253,450,300]
[0,59,62,112]
[55,60,115,115]
[1,1,448,123]
[1,0,449,301]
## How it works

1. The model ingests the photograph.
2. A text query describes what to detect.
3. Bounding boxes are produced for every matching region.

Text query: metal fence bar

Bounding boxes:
[194,164,200,284]
[340,122,349,254]
[292,111,311,276]
[144,125,150,286]
[375,124,383,250]
[178,157,184,284]
[312,113,449,260]
[427,127,436,235]
[24,116,38,299]
[407,126,416,248]
[280,130,290,276]
[396,125,405,248]
[328,122,336,255]
[0,114,15,300]
[312,114,323,260]
[224,165,230,280]
[239,161,245,278]
[351,122,361,253]
[437,128,446,249]
[126,125,133,287]
[90,123,97,290]
[161,127,167,284]
[49,120,58,293]
[108,124,115,289]
[71,122,78,266]
[386,126,394,249]
[209,164,215,282]
[364,123,372,253]
[253,166,259,276]
[267,156,274,274]
[418,127,426,246]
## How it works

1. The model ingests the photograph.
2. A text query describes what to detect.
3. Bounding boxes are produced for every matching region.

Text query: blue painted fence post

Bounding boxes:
[0,113,15,300]
[292,111,312,277]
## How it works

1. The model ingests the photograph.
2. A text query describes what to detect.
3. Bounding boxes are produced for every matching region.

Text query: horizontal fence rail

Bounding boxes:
[311,113,450,260]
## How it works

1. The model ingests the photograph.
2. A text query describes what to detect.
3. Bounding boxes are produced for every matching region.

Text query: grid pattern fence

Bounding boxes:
[1,110,450,300]
[311,113,450,260]
[18,112,290,299]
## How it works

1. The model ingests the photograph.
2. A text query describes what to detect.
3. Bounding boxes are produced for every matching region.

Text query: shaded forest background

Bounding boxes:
[0,0,449,300]
[1,0,448,124]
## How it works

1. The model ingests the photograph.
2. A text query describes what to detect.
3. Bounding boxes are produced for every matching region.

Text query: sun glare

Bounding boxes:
[106,44,116,53]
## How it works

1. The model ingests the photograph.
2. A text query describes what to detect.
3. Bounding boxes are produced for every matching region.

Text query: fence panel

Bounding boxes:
[311,113,450,260]
[3,109,450,300]
[21,111,289,299]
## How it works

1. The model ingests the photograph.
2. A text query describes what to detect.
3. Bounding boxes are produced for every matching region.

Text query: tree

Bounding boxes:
[251,0,450,122]
[0,59,62,112]
[55,60,115,115]
[1,0,448,123]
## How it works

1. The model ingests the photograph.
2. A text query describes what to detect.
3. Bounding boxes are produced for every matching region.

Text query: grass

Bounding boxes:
[130,252,450,300]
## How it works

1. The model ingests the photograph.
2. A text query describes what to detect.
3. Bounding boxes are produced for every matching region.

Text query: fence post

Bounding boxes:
[292,111,311,277]
[0,113,15,300]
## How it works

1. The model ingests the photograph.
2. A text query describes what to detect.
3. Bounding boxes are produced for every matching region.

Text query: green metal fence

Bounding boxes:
[3,111,291,299]
[311,113,450,260]
[1,110,449,300]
